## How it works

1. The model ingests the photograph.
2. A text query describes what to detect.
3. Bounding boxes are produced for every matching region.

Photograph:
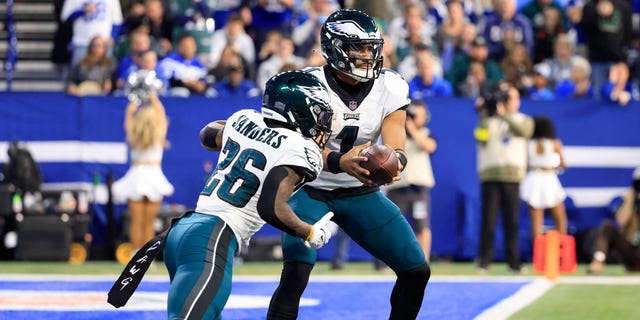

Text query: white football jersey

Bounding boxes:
[304,67,410,190]
[61,0,123,46]
[196,109,323,244]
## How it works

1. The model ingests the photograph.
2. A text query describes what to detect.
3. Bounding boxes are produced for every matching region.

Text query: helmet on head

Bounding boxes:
[262,70,333,149]
[320,9,384,82]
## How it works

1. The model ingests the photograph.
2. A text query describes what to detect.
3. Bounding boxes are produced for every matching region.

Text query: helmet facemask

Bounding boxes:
[291,103,333,150]
[330,38,384,82]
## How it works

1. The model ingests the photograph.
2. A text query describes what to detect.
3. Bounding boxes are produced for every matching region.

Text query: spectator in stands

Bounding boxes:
[112,24,160,62]
[562,0,588,57]
[531,7,567,64]
[446,36,504,96]
[210,0,251,31]
[119,1,146,37]
[527,64,556,100]
[125,0,173,57]
[257,30,283,66]
[115,30,153,85]
[433,1,470,72]
[158,33,208,96]
[395,5,438,62]
[520,115,568,240]
[386,100,437,262]
[207,13,256,69]
[66,35,115,96]
[587,167,640,274]
[475,82,534,274]
[459,61,489,98]
[205,63,260,99]
[398,42,444,84]
[454,23,479,57]
[382,34,400,69]
[116,50,168,96]
[519,0,570,63]
[554,55,594,99]
[500,43,534,96]
[580,0,632,99]
[256,36,306,92]
[60,0,123,66]
[169,0,216,62]
[291,0,337,58]
[534,34,577,88]
[600,62,632,106]
[112,94,174,253]
[249,0,298,54]
[481,0,534,62]
[408,47,454,100]
[51,0,73,84]
[208,45,254,84]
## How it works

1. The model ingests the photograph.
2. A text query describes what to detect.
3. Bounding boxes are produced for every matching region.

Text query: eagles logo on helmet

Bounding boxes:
[320,9,384,82]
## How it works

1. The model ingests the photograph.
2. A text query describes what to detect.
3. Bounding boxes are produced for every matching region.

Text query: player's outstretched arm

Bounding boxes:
[199,120,226,151]
[257,166,333,249]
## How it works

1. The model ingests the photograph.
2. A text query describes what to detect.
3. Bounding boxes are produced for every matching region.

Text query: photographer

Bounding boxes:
[587,168,640,274]
[475,82,534,273]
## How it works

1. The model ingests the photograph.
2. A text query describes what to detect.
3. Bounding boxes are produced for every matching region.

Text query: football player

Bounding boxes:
[267,9,430,320]
[163,70,335,319]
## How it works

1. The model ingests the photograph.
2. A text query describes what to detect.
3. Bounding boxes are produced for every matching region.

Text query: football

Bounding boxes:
[359,144,399,185]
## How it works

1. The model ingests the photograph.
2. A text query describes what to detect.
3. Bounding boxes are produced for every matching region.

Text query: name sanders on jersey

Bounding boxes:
[231,114,288,148]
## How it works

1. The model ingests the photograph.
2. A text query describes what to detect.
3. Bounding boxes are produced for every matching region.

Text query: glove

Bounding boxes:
[304,211,334,249]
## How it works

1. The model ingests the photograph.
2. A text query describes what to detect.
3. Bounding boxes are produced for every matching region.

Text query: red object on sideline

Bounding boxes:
[533,233,577,274]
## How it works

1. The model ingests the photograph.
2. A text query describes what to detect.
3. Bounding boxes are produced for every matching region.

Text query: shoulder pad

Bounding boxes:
[381,68,410,105]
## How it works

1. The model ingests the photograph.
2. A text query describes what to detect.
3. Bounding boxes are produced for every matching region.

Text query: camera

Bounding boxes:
[477,84,509,117]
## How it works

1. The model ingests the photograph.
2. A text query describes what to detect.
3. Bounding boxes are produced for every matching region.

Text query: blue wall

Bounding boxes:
[1,93,639,261]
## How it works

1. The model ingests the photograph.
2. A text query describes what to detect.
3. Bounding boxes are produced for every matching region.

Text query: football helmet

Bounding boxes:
[320,9,384,82]
[262,70,333,149]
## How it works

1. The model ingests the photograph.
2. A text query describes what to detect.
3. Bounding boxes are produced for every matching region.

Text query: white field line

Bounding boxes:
[474,279,554,320]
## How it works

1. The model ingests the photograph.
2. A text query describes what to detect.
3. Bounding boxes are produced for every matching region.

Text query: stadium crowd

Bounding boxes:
[55,0,640,106]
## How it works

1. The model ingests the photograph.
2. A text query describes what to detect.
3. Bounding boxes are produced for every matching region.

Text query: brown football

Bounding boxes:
[359,144,398,185]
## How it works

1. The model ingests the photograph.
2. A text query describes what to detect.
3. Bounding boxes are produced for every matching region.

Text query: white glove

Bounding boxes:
[304,212,334,249]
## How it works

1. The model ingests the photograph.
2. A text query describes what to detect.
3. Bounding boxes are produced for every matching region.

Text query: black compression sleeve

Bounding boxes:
[257,166,298,236]
[200,124,220,149]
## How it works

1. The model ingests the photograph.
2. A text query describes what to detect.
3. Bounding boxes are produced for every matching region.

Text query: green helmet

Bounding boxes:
[262,70,333,149]
[320,9,384,82]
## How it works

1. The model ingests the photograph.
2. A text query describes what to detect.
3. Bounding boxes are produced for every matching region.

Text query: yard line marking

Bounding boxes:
[473,279,554,320]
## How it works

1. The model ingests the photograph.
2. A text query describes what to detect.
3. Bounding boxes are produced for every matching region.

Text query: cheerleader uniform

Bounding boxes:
[520,139,566,209]
[113,145,174,202]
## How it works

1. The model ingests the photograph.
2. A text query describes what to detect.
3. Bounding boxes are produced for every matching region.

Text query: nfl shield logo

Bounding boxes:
[348,100,358,110]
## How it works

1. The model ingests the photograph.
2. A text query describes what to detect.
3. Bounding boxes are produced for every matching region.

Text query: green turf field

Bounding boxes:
[0,260,637,319]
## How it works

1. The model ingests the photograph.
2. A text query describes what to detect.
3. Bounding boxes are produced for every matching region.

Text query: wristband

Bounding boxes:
[327,151,345,174]
[395,149,408,170]
[305,228,314,241]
